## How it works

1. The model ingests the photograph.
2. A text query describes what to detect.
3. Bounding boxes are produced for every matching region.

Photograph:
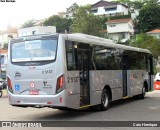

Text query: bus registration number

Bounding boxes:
[29,90,39,95]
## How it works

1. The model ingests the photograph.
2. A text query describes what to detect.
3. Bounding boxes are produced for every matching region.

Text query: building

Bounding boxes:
[0,28,18,47]
[106,18,134,42]
[63,3,79,19]
[91,0,129,17]
[0,49,8,72]
[18,26,56,37]
[130,8,140,20]
[146,29,160,39]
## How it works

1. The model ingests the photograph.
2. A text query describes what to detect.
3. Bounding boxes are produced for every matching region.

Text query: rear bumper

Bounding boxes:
[8,90,66,107]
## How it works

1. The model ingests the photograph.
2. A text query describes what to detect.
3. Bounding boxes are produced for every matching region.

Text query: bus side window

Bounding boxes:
[65,41,76,70]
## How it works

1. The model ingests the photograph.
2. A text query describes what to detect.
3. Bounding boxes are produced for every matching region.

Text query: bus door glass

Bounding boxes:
[122,55,130,97]
[148,56,154,91]
[77,49,90,106]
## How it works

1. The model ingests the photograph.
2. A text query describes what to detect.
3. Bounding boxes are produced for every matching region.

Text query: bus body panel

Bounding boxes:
[129,70,148,96]
[89,70,123,102]
[65,71,80,109]
[8,64,56,95]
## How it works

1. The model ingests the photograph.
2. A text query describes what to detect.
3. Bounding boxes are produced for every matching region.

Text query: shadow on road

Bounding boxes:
[30,96,150,121]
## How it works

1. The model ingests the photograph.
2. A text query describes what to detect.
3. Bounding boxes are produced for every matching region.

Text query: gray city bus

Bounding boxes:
[7,33,154,110]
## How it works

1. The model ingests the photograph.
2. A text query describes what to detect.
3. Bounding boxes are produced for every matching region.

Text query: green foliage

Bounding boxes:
[70,5,105,37]
[21,20,35,28]
[43,15,72,33]
[114,0,143,9]
[3,43,8,50]
[131,33,160,59]
[66,2,79,12]
[110,14,131,20]
[138,0,160,32]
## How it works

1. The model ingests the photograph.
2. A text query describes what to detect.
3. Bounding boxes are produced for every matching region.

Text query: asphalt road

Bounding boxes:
[0,91,160,130]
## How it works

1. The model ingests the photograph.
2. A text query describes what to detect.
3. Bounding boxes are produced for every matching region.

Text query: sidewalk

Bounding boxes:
[147,90,160,94]
[1,89,8,98]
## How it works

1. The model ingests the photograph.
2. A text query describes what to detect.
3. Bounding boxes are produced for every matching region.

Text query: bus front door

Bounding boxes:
[148,57,154,91]
[122,55,130,97]
[78,49,90,107]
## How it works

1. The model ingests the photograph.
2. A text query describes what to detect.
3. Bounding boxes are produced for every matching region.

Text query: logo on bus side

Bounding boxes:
[30,82,35,88]
[14,72,21,80]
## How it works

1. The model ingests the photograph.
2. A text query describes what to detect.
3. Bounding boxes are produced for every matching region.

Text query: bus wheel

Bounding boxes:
[100,89,110,111]
[140,86,146,99]
[0,90,2,98]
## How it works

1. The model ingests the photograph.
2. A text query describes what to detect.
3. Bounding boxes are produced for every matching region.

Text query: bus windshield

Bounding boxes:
[12,39,57,62]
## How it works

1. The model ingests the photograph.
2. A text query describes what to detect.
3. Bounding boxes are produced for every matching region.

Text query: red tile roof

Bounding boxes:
[91,0,128,8]
[107,18,132,24]
[0,28,17,35]
[147,29,160,34]
[99,29,107,33]
[0,49,8,54]
[92,0,116,8]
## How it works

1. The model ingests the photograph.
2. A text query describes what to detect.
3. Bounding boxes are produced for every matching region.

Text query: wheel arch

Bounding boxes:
[103,85,112,101]
[143,81,148,92]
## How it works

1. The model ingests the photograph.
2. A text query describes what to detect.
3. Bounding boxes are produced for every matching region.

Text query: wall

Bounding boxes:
[107,20,134,33]
[92,4,128,16]
[18,26,56,37]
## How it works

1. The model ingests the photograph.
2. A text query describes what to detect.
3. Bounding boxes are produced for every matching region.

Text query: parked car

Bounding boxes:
[154,72,160,81]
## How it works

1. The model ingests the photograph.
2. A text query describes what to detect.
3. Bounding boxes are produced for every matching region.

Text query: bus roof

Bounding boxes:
[64,33,151,54]
[11,33,151,54]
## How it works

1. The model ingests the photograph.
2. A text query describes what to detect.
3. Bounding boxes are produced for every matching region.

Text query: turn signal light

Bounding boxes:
[7,77,13,93]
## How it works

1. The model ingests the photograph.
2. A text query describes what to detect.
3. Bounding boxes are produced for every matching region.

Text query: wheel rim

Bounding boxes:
[143,87,146,96]
[102,93,108,107]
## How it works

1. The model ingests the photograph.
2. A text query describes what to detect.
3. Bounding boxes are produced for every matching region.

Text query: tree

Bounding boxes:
[43,15,72,33]
[70,5,104,36]
[132,34,160,59]
[138,0,160,32]
[21,20,35,28]
[2,43,8,50]
[114,0,143,9]
[66,2,79,12]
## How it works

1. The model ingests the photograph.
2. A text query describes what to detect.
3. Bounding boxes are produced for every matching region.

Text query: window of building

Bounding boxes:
[91,9,98,13]
[110,24,116,27]
[105,7,117,12]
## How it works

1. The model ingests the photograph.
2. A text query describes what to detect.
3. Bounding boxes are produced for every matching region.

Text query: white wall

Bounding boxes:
[107,20,134,41]
[92,4,128,16]
[107,22,134,34]
[108,32,131,41]
[63,12,74,19]
[0,33,17,47]
[148,33,160,39]
[117,5,128,15]
[18,26,56,37]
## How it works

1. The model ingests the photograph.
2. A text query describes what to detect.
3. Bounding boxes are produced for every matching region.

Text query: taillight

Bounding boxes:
[56,75,64,94]
[7,77,13,93]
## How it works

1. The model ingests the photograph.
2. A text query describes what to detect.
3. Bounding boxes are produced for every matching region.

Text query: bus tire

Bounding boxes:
[100,89,110,111]
[0,90,2,98]
[139,86,146,99]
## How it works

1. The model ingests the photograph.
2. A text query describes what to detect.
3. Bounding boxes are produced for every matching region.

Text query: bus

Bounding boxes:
[7,33,154,111]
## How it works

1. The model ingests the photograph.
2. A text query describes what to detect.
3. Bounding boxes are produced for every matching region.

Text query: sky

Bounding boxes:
[0,0,113,30]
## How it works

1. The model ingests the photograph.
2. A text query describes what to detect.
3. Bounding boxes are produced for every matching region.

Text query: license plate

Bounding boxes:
[29,90,39,95]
